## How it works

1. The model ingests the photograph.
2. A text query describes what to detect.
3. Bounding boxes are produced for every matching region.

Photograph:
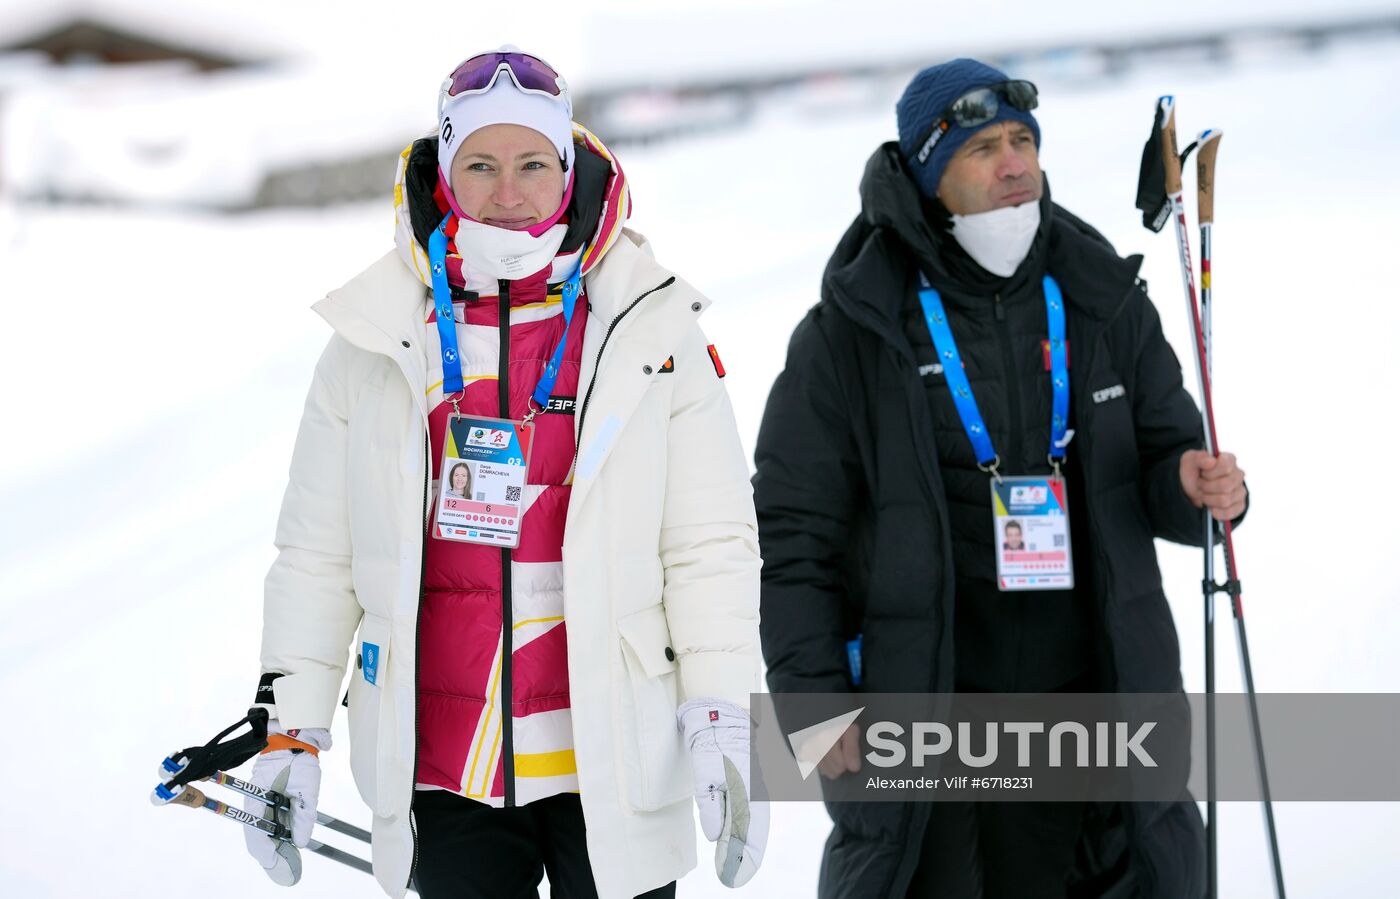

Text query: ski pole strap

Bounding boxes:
[161,708,270,791]
[917,273,1070,471]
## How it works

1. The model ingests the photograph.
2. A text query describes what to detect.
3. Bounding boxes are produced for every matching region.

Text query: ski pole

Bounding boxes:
[1157,97,1286,899]
[208,770,372,844]
[152,739,400,884]
[1196,125,1222,899]
[156,780,376,877]
[158,777,284,838]
[159,751,373,845]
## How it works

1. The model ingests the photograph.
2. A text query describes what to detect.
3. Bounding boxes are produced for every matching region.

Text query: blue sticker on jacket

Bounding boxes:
[846,634,863,686]
[362,642,380,685]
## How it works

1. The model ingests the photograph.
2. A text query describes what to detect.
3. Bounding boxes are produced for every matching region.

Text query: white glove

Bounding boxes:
[242,722,330,887]
[677,699,768,888]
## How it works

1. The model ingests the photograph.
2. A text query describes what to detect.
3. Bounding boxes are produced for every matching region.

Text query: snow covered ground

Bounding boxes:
[2,18,1399,899]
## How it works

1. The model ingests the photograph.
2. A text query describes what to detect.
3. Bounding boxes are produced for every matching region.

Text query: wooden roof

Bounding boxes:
[0,16,252,70]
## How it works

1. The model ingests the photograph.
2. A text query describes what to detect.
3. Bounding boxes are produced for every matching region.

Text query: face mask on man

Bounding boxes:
[948,201,1040,278]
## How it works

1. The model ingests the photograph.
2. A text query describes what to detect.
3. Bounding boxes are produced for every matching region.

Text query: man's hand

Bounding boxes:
[817,724,862,780]
[1179,450,1246,522]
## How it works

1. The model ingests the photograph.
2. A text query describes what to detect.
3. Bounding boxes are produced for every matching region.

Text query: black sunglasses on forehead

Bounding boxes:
[914,80,1039,165]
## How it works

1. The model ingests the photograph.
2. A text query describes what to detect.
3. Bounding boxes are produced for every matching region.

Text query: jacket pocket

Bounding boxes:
[1083,370,1140,489]
[615,603,691,811]
[347,613,394,816]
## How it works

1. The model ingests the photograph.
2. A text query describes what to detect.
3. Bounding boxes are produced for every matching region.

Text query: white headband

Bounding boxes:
[437,77,574,191]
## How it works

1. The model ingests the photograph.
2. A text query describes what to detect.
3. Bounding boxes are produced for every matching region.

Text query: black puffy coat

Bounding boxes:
[754,144,1213,898]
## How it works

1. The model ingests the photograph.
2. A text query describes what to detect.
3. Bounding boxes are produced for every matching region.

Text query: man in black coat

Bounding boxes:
[753,58,1247,898]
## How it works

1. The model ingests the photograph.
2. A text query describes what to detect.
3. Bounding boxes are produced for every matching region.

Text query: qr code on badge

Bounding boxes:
[1053,534,1066,547]
[505,485,522,502]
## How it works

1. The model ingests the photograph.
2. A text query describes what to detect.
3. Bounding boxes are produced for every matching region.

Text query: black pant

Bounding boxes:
[411,790,677,899]
[905,671,1096,899]
[905,800,1087,899]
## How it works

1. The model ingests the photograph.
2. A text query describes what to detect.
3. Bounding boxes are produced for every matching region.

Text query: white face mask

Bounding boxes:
[948,201,1041,278]
[455,217,567,285]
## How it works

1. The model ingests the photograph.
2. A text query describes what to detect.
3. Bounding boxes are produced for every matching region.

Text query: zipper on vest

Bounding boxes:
[498,281,517,808]
[571,276,676,471]
[995,291,1024,471]
[408,429,429,890]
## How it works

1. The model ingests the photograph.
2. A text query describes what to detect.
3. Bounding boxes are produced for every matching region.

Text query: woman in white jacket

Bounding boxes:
[240,48,766,899]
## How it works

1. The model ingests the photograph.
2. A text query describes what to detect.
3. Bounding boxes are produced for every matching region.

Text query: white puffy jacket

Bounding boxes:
[258,229,762,897]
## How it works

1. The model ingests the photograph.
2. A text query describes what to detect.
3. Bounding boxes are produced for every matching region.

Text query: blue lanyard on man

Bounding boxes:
[916,271,1071,480]
[428,212,583,424]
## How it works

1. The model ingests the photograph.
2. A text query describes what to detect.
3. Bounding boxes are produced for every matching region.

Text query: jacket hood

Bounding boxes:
[823,142,1142,348]
[392,122,632,290]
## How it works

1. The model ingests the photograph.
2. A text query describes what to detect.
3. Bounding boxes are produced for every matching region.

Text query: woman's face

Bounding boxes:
[450,123,566,229]
[452,466,470,492]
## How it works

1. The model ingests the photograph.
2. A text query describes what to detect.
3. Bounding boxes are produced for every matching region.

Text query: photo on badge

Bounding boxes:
[443,460,475,502]
[991,475,1074,591]
[1002,519,1026,554]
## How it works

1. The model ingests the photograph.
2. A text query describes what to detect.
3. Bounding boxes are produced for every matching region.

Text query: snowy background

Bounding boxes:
[2,1,1398,896]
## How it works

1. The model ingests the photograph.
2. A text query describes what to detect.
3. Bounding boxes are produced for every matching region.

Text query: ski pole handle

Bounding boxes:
[1196,129,1222,226]
[209,770,278,806]
[153,764,392,886]
[1158,96,1183,196]
[208,770,372,844]
[165,782,285,839]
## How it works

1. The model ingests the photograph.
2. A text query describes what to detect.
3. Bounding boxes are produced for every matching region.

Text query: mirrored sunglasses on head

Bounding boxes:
[915,80,1039,164]
[945,80,1038,128]
[443,51,567,101]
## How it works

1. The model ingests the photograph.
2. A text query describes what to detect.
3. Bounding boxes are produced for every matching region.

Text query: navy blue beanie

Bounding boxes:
[896,58,1041,200]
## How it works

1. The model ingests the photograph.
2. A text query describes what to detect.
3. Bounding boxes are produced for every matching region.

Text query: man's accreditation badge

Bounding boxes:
[991,475,1074,591]
[433,414,533,548]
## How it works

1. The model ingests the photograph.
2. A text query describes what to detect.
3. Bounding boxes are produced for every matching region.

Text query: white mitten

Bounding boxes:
[677,699,768,888]
[242,722,330,887]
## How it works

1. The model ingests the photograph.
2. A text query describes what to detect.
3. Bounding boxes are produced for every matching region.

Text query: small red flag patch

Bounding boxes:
[709,709,719,722]
[1041,339,1070,372]
[707,344,726,378]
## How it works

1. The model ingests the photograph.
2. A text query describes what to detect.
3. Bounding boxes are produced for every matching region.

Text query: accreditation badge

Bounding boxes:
[434,414,533,548]
[991,475,1074,591]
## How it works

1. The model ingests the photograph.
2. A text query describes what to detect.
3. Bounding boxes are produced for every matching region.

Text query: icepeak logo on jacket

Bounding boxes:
[1093,384,1127,404]
[389,125,635,808]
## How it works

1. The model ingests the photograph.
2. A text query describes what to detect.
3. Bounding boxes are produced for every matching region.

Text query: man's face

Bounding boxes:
[937,121,1042,216]
[450,123,566,229]
[1005,525,1023,549]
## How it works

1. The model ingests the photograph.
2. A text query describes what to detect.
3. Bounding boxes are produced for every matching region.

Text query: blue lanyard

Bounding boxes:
[428,213,583,415]
[916,273,1070,477]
